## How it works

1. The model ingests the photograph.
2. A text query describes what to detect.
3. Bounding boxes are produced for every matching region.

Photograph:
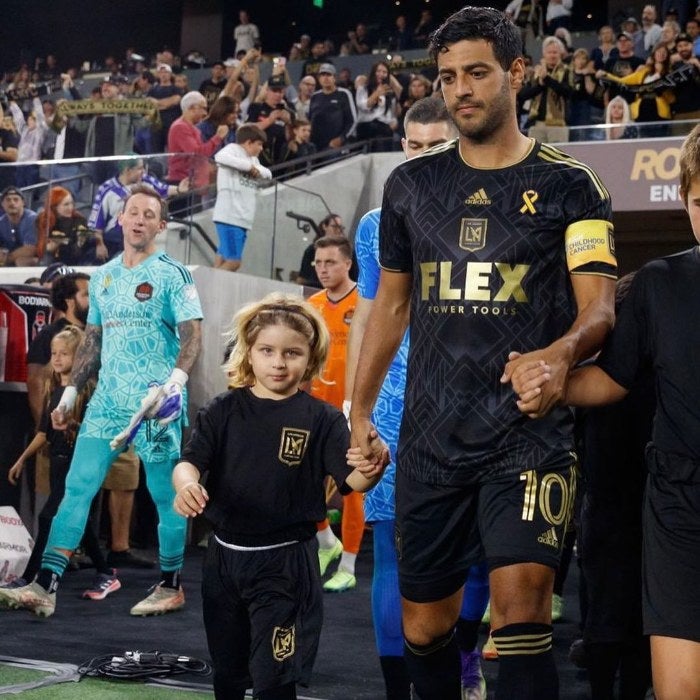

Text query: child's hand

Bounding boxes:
[506,356,552,418]
[8,459,24,485]
[346,430,389,478]
[174,481,209,517]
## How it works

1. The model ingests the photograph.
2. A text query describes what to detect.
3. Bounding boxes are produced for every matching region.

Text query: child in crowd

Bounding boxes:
[172,292,387,700]
[212,123,272,272]
[512,123,700,700]
[281,118,317,162]
[2,327,120,603]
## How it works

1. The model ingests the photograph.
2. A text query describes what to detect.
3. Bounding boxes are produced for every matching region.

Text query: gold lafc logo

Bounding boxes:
[465,188,491,205]
[272,625,295,661]
[278,428,310,466]
[459,218,487,252]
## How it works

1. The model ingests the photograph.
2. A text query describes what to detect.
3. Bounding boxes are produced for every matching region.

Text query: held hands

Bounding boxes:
[174,481,209,517]
[501,349,566,419]
[350,417,390,474]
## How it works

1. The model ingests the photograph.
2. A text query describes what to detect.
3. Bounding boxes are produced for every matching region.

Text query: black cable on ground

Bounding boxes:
[77,651,211,682]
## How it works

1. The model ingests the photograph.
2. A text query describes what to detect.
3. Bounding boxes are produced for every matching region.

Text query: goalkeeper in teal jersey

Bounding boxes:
[0,184,203,618]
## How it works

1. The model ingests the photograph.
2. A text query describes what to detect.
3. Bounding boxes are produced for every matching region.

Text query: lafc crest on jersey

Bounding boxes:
[459,218,487,252]
[278,428,310,467]
[272,625,295,661]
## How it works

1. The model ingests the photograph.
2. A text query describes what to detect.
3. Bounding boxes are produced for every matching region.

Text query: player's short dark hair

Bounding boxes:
[123,183,166,220]
[50,272,90,312]
[429,6,522,71]
[236,123,267,145]
[314,235,352,259]
[404,95,451,128]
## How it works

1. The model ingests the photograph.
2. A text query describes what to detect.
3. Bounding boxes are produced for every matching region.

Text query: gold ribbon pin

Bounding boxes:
[519,190,538,214]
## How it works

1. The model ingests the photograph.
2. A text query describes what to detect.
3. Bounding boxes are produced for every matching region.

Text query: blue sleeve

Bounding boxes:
[355,209,382,300]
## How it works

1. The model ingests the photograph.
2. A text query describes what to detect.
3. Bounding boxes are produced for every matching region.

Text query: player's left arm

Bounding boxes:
[175,318,202,375]
[502,273,616,418]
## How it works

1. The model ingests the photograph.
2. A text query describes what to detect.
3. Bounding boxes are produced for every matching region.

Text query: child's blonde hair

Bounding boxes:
[224,293,330,388]
[680,122,700,204]
[46,326,94,443]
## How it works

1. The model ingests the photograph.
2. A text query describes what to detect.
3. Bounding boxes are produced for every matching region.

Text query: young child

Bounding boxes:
[212,122,272,273]
[281,118,317,161]
[172,292,386,700]
[2,327,120,603]
[510,123,700,699]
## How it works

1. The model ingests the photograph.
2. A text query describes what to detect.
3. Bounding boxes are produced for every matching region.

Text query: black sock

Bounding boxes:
[492,622,558,700]
[619,639,652,700]
[586,641,621,699]
[35,568,61,594]
[455,618,480,653]
[379,655,411,700]
[160,570,180,589]
[404,631,461,700]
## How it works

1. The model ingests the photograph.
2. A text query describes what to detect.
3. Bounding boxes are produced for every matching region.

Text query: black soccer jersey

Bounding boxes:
[379,139,615,485]
[181,387,353,546]
[597,247,700,468]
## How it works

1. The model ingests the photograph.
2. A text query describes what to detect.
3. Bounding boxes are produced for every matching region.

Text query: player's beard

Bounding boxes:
[450,74,513,143]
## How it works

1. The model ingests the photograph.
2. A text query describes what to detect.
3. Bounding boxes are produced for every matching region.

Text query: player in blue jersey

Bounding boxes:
[346,97,489,699]
[1,184,203,618]
[351,7,616,700]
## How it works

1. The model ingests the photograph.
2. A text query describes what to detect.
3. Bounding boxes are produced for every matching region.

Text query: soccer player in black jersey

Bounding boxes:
[517,124,700,700]
[351,7,616,700]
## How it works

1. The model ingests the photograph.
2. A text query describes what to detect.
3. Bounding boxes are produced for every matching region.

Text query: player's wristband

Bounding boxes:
[168,368,189,387]
[58,386,78,412]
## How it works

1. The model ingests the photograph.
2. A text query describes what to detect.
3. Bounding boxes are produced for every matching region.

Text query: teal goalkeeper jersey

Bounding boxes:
[81,251,203,438]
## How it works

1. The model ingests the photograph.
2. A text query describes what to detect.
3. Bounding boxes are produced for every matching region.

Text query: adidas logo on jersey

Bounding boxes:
[465,188,491,206]
[537,527,559,548]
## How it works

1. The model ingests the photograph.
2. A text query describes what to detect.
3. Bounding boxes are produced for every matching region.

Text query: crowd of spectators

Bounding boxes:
[0,3,699,270]
[517,3,700,140]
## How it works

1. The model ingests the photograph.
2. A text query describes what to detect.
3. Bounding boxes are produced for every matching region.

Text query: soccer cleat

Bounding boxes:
[0,581,56,617]
[82,569,121,600]
[461,649,487,700]
[481,601,491,625]
[481,632,498,661]
[130,584,185,616]
[323,569,356,593]
[317,539,343,576]
[551,593,564,622]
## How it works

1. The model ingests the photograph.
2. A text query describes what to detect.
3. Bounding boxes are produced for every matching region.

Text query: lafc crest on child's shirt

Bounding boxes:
[278,428,310,467]
[272,624,295,661]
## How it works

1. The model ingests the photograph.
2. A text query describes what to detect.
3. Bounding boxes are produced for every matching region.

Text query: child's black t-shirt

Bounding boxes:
[182,387,354,546]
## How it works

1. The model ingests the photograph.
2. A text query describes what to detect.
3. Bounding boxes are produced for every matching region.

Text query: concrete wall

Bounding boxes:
[175,151,403,280]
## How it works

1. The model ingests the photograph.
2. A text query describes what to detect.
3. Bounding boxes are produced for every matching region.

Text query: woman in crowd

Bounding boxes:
[397,74,433,136]
[354,61,402,151]
[197,95,239,149]
[35,187,92,266]
[568,48,602,141]
[604,95,639,140]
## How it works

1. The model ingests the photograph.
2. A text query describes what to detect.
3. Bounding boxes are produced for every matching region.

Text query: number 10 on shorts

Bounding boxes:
[519,467,576,526]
